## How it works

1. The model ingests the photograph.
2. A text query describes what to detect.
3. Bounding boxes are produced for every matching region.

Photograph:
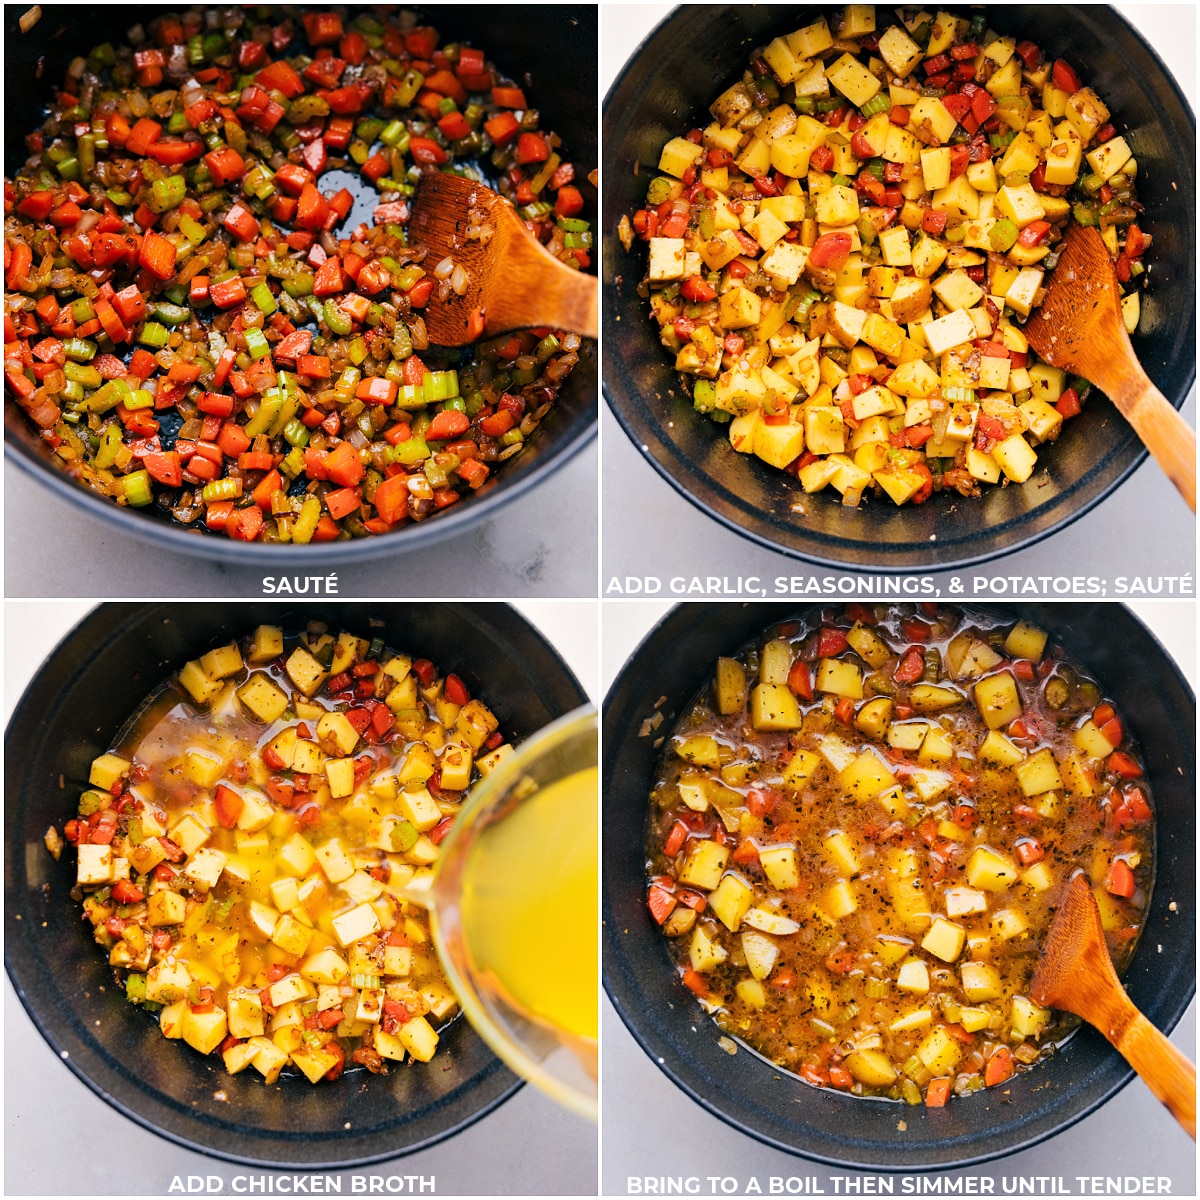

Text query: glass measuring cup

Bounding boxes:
[427,705,597,1120]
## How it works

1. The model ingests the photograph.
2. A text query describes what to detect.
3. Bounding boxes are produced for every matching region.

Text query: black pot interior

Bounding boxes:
[602,602,1196,1169]
[602,5,1196,570]
[6,601,587,1168]
[4,5,597,566]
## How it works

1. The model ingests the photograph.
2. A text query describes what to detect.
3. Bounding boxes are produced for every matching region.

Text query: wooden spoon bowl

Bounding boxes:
[408,171,598,347]
[1030,872,1196,1138]
[1024,223,1196,511]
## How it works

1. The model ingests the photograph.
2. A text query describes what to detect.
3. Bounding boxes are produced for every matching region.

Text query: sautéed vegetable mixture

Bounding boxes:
[622,6,1149,506]
[57,622,514,1084]
[645,605,1153,1106]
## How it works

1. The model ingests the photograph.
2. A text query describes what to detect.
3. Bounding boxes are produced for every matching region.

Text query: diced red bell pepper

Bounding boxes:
[408,136,448,166]
[303,12,343,46]
[147,139,203,165]
[1052,59,1081,94]
[984,1047,1015,1088]
[213,783,245,829]
[324,486,362,520]
[809,232,852,270]
[256,59,305,99]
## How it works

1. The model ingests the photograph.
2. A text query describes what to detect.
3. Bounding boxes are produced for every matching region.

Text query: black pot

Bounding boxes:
[602,603,1195,1169]
[5,5,596,565]
[602,6,1195,570]
[6,601,587,1168]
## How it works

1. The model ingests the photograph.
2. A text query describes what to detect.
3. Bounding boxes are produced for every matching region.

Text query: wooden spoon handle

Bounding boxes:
[489,247,598,340]
[1110,1005,1197,1139]
[1106,373,1196,512]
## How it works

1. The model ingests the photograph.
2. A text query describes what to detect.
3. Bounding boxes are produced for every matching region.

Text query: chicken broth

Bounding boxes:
[63,622,514,1086]
[644,605,1153,1106]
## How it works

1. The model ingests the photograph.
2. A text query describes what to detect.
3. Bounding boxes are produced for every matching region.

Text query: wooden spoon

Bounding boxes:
[1023,223,1195,512]
[1029,872,1195,1138]
[407,171,597,347]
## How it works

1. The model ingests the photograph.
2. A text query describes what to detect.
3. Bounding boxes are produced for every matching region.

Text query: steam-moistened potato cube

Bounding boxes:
[1016,748,1063,797]
[896,959,930,995]
[678,839,729,890]
[77,843,116,886]
[270,876,300,913]
[921,917,966,963]
[804,406,846,456]
[249,625,284,663]
[689,924,728,973]
[815,657,863,699]
[910,96,958,145]
[147,890,187,926]
[788,16,833,59]
[371,1027,408,1063]
[910,235,948,279]
[815,184,860,227]
[743,907,800,937]
[708,873,754,932]
[922,309,976,357]
[921,145,952,192]
[383,944,413,977]
[826,52,881,108]
[227,988,266,1039]
[944,887,988,919]
[183,748,224,788]
[889,1008,933,1033]
[757,639,792,686]
[316,711,360,757]
[974,672,1022,729]
[291,739,325,776]
[1086,135,1132,182]
[323,757,355,800]
[237,791,273,833]
[910,684,962,712]
[823,831,860,877]
[658,136,704,179]
[1011,994,1051,1039]
[181,1006,227,1056]
[89,753,130,791]
[146,959,192,1004]
[437,743,473,792]
[169,813,210,858]
[855,697,893,740]
[332,902,381,947]
[758,845,800,891]
[715,658,748,715]
[316,838,356,884]
[355,988,385,1024]
[749,683,802,731]
[185,847,227,890]
[178,660,220,705]
[753,419,805,470]
[290,1046,343,1084]
[1004,268,1044,318]
[888,722,928,752]
[276,833,315,878]
[846,624,892,669]
[285,646,328,697]
[200,642,244,680]
[248,901,281,939]
[248,1036,290,1084]
[1004,621,1048,662]
[823,879,858,920]
[222,1040,259,1075]
[271,913,313,958]
[1043,134,1083,186]
[991,908,1028,941]
[397,787,443,832]
[648,237,686,283]
[456,700,499,751]
[878,24,922,77]
[237,673,290,723]
[917,1026,963,1077]
[933,269,984,312]
[877,225,912,267]
[846,1049,897,1087]
[839,751,896,802]
[978,730,1025,769]
[737,979,768,1009]
[1075,719,1118,759]
[966,846,1019,893]
[399,1015,440,1062]
[1064,87,1110,142]
[300,947,350,986]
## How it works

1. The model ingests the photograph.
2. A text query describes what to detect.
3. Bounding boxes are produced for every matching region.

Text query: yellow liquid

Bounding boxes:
[460,766,598,1041]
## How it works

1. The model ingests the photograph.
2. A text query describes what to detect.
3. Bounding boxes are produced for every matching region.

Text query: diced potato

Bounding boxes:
[838,750,896,801]
[1015,748,1064,797]
[855,696,893,740]
[1011,994,1051,1039]
[77,843,116,886]
[248,625,284,663]
[1003,621,1048,662]
[991,908,1029,940]
[181,1006,227,1056]
[331,902,381,947]
[185,847,227,890]
[921,917,965,963]
[237,673,290,724]
[89,753,130,791]
[846,1049,897,1086]
[200,642,243,680]
[979,730,1025,767]
[675,735,721,768]
[248,1036,290,1084]
[909,684,962,712]
[917,1026,963,1076]
[737,978,768,1008]
[896,959,930,994]
[147,890,187,926]
[178,660,220,705]
[316,838,356,884]
[741,930,779,980]
[398,1015,440,1063]
[888,722,928,752]
[689,924,728,973]
[742,906,800,936]
[966,846,1019,893]
[658,136,704,179]
[300,947,350,986]
[678,840,729,891]
[759,844,800,891]
[285,646,328,697]
[715,657,748,715]
[974,672,1022,729]
[708,873,754,931]
[823,831,860,877]
[944,887,988,919]
[923,309,977,358]
[750,683,803,731]
[846,624,891,669]
[1074,718,1118,760]
[826,52,881,108]
[878,25,922,77]
[823,879,858,920]
[815,657,863,699]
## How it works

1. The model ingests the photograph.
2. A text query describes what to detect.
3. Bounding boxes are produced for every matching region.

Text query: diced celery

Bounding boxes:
[123,470,154,506]
[250,282,277,316]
